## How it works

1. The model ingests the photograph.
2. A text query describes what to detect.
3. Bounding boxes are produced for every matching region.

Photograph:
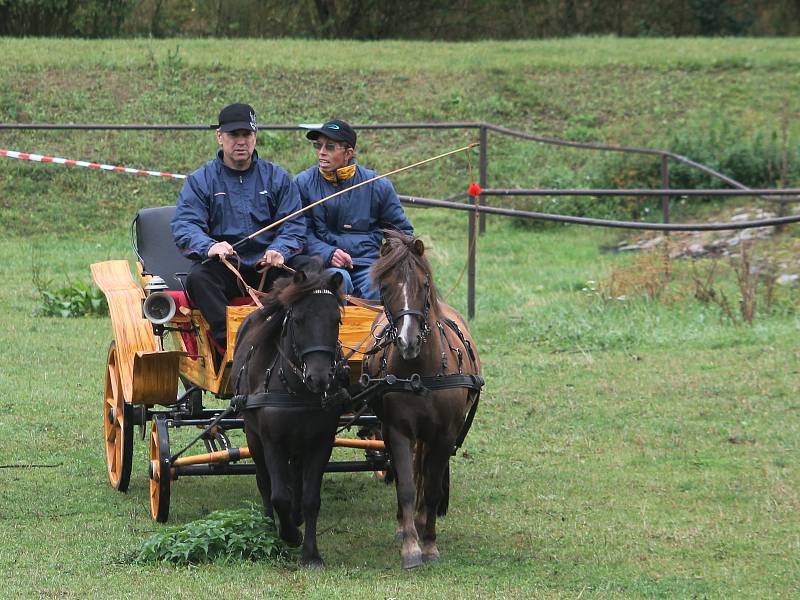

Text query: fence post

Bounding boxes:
[661,154,670,226]
[468,201,476,320]
[479,125,487,235]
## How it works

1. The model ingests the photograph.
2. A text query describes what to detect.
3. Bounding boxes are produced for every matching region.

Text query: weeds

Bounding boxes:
[596,242,673,302]
[132,505,290,565]
[690,242,782,324]
[32,265,107,318]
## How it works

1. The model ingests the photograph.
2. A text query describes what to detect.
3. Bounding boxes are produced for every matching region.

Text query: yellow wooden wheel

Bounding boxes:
[149,415,172,523]
[103,341,133,491]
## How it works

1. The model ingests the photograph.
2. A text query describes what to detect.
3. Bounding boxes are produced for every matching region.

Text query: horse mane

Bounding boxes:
[244,257,344,342]
[264,256,344,309]
[372,230,440,313]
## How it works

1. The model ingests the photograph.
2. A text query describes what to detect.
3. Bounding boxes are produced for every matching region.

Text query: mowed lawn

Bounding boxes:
[0,37,799,599]
[1,217,798,599]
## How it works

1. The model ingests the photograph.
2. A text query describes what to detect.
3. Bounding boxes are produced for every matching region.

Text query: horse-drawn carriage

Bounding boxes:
[92,205,483,568]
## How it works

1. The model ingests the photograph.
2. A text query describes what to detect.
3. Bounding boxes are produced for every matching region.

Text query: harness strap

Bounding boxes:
[441,317,477,367]
[453,389,480,452]
[362,373,485,397]
[232,391,328,411]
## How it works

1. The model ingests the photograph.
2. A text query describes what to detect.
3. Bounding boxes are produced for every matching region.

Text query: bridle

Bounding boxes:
[380,275,432,346]
[275,288,344,391]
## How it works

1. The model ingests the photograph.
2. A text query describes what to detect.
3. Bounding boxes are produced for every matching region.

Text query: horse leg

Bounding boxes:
[291,457,304,527]
[386,426,423,569]
[244,429,273,521]
[416,444,451,563]
[262,446,303,547]
[298,442,334,568]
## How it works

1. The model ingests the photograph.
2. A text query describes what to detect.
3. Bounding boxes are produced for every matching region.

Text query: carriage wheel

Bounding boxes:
[149,415,172,523]
[103,341,133,491]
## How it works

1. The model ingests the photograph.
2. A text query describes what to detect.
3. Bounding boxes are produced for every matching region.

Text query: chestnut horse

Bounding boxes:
[363,231,483,569]
[232,265,347,567]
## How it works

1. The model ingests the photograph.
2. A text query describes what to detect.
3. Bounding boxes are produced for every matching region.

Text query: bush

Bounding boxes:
[133,506,290,565]
[662,120,799,190]
[512,119,799,229]
[33,269,107,318]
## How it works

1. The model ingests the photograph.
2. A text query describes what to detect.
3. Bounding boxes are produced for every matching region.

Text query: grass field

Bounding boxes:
[1,37,799,599]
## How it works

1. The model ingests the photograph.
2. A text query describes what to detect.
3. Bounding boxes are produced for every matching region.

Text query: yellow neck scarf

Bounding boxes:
[320,163,357,184]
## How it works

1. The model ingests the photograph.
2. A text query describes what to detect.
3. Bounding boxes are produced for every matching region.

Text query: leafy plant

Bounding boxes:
[33,267,107,318]
[133,506,291,565]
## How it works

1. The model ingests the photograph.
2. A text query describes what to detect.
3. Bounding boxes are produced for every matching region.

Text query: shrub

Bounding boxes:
[512,119,799,228]
[33,269,107,318]
[133,506,290,565]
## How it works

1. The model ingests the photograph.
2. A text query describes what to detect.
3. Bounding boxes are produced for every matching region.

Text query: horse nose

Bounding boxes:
[396,335,419,360]
[305,370,332,394]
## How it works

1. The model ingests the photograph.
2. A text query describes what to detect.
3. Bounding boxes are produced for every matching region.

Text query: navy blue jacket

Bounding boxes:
[171,150,305,268]
[295,163,413,267]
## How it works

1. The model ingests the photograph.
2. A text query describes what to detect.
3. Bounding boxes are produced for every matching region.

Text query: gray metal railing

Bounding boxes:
[3,120,798,318]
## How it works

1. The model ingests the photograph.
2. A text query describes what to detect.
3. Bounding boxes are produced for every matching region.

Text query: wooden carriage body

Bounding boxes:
[91,206,384,522]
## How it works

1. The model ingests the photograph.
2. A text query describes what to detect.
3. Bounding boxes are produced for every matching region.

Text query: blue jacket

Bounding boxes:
[295,163,413,267]
[171,150,305,268]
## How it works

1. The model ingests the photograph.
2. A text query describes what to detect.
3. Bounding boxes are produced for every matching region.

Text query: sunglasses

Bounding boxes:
[312,141,348,152]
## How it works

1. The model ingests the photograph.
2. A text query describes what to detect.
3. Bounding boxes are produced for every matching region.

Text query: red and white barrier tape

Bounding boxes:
[0,149,187,180]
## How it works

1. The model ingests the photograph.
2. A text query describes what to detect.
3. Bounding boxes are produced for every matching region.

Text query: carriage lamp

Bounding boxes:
[143,276,177,325]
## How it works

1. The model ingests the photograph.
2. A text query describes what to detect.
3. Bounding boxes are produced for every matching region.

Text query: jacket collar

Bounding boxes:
[216,149,259,177]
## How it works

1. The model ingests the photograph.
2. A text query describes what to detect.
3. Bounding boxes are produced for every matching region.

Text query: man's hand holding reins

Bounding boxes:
[257,249,285,270]
[208,241,235,259]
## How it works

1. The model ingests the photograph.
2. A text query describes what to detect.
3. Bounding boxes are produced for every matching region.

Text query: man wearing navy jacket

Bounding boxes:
[295,119,413,300]
[171,103,305,352]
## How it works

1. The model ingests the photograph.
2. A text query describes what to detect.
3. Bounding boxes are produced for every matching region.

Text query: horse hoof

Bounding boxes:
[301,557,325,569]
[402,550,423,570]
[422,549,440,563]
[282,528,303,548]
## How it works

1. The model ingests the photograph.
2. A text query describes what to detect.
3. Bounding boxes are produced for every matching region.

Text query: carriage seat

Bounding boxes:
[134,206,254,356]
[134,205,252,305]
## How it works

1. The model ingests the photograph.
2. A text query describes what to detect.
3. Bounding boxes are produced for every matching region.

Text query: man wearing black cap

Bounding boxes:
[295,119,413,300]
[171,103,305,356]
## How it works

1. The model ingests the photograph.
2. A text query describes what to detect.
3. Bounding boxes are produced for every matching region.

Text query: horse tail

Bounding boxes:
[438,461,449,517]
[412,441,450,518]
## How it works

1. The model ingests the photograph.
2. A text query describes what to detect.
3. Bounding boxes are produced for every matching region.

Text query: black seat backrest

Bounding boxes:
[133,206,194,291]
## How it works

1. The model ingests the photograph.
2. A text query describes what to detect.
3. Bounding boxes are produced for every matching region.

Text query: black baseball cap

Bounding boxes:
[217,103,257,132]
[305,119,357,148]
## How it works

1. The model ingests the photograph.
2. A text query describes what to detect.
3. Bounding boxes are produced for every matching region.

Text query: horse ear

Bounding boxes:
[293,269,307,284]
[413,238,425,256]
[328,271,344,292]
[380,241,391,256]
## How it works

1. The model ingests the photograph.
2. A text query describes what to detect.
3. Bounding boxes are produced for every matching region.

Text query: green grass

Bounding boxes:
[2,37,799,70]
[1,37,800,599]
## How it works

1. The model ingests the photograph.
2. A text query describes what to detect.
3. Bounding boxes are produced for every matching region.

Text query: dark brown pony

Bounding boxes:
[232,264,346,568]
[364,230,483,569]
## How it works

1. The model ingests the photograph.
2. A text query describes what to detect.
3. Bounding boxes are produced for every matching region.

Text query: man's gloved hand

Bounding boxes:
[257,249,285,269]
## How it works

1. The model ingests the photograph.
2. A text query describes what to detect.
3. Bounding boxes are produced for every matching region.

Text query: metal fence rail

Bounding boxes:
[3,121,798,318]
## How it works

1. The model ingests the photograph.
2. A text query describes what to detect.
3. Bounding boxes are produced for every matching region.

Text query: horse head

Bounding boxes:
[277,266,344,394]
[373,231,439,361]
